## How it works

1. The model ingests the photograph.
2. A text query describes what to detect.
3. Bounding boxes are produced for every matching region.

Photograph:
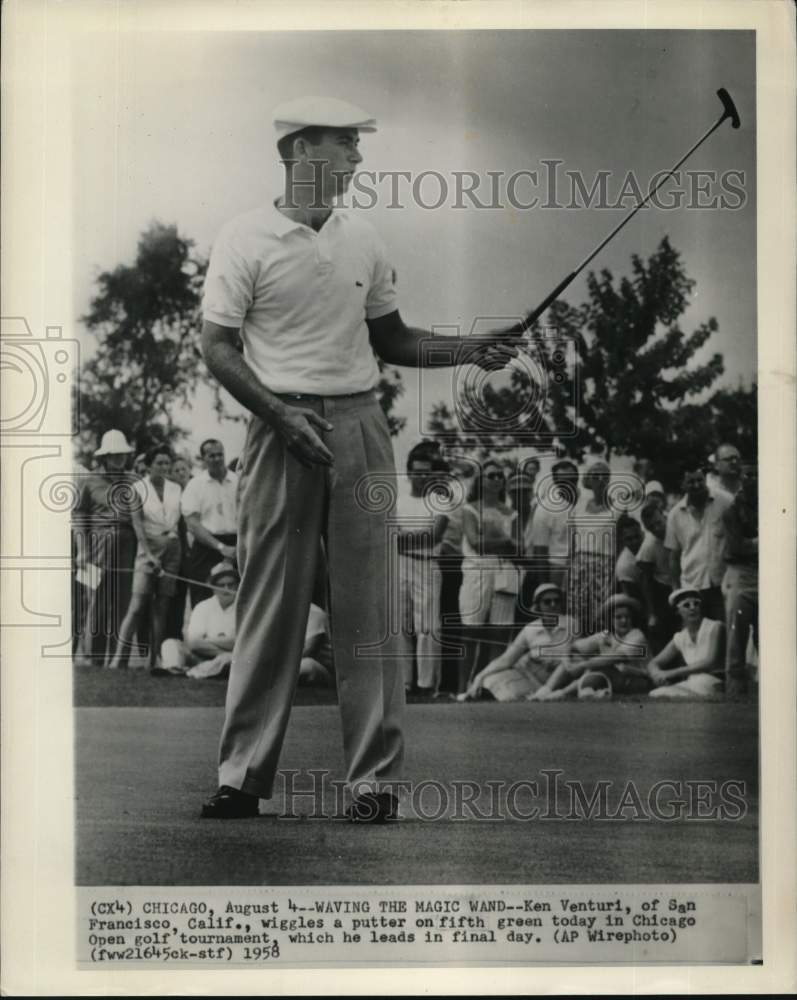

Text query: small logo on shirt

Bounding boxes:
[355,281,363,287]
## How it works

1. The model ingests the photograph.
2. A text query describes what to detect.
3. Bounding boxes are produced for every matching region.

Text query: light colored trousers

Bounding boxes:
[722,563,758,681]
[218,391,405,798]
[398,554,442,691]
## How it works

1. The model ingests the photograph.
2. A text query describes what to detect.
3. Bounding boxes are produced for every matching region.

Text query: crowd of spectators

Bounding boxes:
[72,428,757,702]
[394,439,758,701]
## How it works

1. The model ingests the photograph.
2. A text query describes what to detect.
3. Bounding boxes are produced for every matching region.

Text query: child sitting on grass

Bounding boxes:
[529,594,650,700]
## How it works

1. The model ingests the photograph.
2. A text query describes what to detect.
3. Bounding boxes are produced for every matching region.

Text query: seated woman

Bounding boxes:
[461,583,575,701]
[530,594,650,700]
[647,588,725,699]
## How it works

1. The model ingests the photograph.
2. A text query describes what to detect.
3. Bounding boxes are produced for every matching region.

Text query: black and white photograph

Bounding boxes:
[1,0,795,994]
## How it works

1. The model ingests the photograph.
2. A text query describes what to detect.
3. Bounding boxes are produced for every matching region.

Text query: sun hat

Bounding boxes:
[209,561,239,585]
[272,96,377,138]
[602,593,641,617]
[531,583,563,611]
[95,429,134,456]
[668,587,702,609]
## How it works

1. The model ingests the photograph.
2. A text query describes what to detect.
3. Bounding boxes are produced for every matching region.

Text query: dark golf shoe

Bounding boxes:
[200,785,259,819]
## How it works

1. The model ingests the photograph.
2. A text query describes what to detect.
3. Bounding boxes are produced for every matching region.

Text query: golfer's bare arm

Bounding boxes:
[201,320,333,467]
[367,310,516,368]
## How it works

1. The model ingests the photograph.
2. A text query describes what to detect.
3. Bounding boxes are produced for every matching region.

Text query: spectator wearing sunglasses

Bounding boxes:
[647,588,725,698]
[459,460,519,625]
[462,583,575,701]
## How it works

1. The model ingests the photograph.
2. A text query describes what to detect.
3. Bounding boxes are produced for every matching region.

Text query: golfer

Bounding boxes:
[199,96,516,821]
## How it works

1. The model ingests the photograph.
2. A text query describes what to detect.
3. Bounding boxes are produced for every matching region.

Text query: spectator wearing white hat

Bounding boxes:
[647,588,725,698]
[531,593,650,700]
[73,429,137,665]
[199,96,518,820]
[161,562,239,679]
[463,583,575,702]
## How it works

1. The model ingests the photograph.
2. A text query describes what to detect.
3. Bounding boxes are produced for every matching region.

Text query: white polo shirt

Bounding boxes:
[181,470,239,535]
[202,202,397,395]
[186,595,236,645]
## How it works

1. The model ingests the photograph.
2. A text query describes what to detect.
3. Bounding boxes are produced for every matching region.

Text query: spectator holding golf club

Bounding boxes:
[160,561,239,678]
[107,445,182,672]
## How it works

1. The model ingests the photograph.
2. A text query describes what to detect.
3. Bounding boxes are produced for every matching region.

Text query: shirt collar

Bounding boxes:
[203,469,232,484]
[267,198,343,238]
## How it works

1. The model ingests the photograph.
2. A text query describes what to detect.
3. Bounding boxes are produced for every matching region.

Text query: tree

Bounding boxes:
[77,222,209,461]
[428,237,731,481]
[77,220,406,462]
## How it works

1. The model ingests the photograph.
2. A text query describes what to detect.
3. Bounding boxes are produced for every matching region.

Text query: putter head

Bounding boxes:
[717,88,741,129]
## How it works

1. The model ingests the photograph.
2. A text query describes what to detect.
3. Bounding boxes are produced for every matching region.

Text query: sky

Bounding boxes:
[71,28,756,467]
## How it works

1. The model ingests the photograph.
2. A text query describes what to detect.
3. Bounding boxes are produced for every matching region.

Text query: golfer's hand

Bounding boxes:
[145,552,162,571]
[647,613,659,631]
[277,407,334,467]
[469,331,522,372]
[219,543,236,560]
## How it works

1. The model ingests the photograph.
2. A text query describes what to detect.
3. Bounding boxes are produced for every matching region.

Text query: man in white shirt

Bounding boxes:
[396,442,449,694]
[664,468,730,622]
[161,561,238,679]
[530,459,588,591]
[181,439,238,606]
[198,96,518,822]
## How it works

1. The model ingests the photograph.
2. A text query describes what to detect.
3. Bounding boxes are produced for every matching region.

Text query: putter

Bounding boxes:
[502,88,741,335]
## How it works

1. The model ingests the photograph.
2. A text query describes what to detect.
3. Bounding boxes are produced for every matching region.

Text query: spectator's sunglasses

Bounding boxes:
[677,598,702,610]
[485,471,505,481]
[539,597,561,607]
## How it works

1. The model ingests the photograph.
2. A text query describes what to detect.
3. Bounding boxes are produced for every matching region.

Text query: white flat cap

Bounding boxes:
[272,96,377,138]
